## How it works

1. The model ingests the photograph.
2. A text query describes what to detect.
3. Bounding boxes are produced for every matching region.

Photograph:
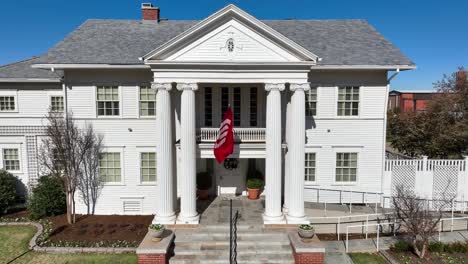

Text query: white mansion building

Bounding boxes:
[0,4,414,224]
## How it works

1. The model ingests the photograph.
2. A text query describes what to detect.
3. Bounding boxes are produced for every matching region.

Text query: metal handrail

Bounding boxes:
[229,199,239,264]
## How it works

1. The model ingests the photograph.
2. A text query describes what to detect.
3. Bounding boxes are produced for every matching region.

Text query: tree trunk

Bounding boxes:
[66,191,72,224]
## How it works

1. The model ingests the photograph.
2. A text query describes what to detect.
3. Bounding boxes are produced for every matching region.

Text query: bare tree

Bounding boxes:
[392,184,455,258]
[40,111,94,224]
[78,125,103,215]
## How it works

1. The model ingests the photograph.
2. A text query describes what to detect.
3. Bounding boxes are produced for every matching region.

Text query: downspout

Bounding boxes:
[62,81,68,119]
[381,68,400,207]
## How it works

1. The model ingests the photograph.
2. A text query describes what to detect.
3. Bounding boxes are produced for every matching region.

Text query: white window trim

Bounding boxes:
[335,86,361,118]
[137,147,157,185]
[305,86,319,118]
[100,146,125,186]
[95,85,122,118]
[332,147,361,186]
[304,150,318,185]
[0,144,23,174]
[138,85,156,119]
[0,91,18,113]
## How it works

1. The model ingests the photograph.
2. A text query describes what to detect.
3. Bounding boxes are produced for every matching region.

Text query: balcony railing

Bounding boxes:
[197,127,266,143]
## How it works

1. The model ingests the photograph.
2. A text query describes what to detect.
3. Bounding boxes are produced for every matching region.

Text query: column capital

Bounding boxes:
[177,83,198,91]
[265,83,285,92]
[290,83,311,92]
[151,82,172,91]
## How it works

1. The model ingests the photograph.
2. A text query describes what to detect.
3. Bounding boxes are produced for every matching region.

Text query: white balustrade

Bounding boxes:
[197,127,266,143]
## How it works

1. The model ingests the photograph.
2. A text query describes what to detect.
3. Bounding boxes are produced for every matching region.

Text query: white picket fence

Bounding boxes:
[383,156,468,210]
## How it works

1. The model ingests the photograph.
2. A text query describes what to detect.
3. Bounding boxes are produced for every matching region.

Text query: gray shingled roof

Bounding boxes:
[38,19,414,66]
[0,56,62,80]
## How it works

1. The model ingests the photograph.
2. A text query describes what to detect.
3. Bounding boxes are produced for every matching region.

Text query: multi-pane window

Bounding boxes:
[337,86,359,116]
[233,87,241,126]
[141,152,156,182]
[139,86,156,116]
[204,87,213,126]
[3,149,20,171]
[51,96,64,112]
[97,86,119,116]
[306,87,317,116]
[305,153,316,182]
[221,87,229,114]
[0,96,15,111]
[249,87,258,126]
[99,153,121,182]
[335,153,358,182]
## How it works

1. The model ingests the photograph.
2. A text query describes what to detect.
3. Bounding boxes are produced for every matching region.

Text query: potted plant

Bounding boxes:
[246,178,263,200]
[298,224,315,239]
[148,224,165,241]
[196,172,212,200]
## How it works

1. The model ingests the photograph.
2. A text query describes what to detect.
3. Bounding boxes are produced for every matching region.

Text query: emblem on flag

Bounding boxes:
[214,107,234,163]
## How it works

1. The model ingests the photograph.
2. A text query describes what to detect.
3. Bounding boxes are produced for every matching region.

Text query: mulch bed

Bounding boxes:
[387,249,468,264]
[45,214,154,243]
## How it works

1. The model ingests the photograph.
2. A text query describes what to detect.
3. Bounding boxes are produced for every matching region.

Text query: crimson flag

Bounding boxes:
[214,107,234,163]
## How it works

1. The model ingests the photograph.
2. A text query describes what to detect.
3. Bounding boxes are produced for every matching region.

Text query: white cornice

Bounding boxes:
[0,78,61,83]
[310,65,416,70]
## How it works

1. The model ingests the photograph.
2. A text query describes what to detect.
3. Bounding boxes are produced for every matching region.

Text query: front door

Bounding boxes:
[215,159,247,195]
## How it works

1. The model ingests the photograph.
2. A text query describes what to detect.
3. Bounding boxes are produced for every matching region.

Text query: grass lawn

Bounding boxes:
[0,226,137,264]
[349,252,388,264]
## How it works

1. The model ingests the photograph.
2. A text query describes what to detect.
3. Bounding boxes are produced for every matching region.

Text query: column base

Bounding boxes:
[152,214,176,225]
[286,214,309,224]
[282,205,289,214]
[176,213,200,225]
[263,213,286,224]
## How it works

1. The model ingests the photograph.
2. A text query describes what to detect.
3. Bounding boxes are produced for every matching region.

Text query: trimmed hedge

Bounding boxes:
[0,170,17,215]
[28,175,66,220]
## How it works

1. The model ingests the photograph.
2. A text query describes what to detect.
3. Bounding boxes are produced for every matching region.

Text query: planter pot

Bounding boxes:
[298,228,315,239]
[197,189,209,200]
[247,188,260,200]
[148,227,165,239]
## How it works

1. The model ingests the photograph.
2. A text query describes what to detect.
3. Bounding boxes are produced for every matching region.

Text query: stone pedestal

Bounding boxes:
[288,231,325,264]
[137,230,174,264]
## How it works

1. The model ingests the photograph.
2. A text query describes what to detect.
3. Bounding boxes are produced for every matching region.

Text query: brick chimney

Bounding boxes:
[141,3,160,21]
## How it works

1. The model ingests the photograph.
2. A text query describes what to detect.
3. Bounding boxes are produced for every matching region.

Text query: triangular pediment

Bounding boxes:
[143,4,318,63]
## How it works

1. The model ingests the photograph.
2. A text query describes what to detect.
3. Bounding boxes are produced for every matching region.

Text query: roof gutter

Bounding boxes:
[311,65,415,70]
[32,64,150,70]
[0,78,61,83]
[387,68,400,83]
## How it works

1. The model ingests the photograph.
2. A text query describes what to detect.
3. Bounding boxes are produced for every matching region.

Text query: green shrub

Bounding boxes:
[28,175,66,220]
[196,172,212,190]
[428,242,445,253]
[392,240,411,252]
[446,242,467,253]
[246,178,264,189]
[0,170,17,215]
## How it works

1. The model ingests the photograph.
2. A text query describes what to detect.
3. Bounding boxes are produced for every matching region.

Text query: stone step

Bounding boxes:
[169,253,295,264]
[199,225,264,232]
[178,232,290,242]
[173,243,292,255]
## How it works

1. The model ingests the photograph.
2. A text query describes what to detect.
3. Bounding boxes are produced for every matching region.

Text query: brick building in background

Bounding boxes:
[388,90,438,113]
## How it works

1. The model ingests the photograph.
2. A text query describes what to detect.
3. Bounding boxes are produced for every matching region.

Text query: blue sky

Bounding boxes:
[0,0,466,90]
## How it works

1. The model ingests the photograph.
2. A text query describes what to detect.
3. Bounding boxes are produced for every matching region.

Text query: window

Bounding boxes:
[3,149,20,171]
[50,96,64,112]
[99,153,121,182]
[0,96,15,111]
[335,153,358,182]
[337,86,359,116]
[204,87,213,126]
[140,152,156,182]
[139,86,156,116]
[233,87,241,126]
[306,87,317,116]
[97,86,119,116]
[250,87,258,126]
[305,152,316,182]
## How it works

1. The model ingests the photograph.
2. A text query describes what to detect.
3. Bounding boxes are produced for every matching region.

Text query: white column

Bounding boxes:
[152,82,176,224]
[287,83,310,224]
[263,83,285,224]
[176,83,200,224]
